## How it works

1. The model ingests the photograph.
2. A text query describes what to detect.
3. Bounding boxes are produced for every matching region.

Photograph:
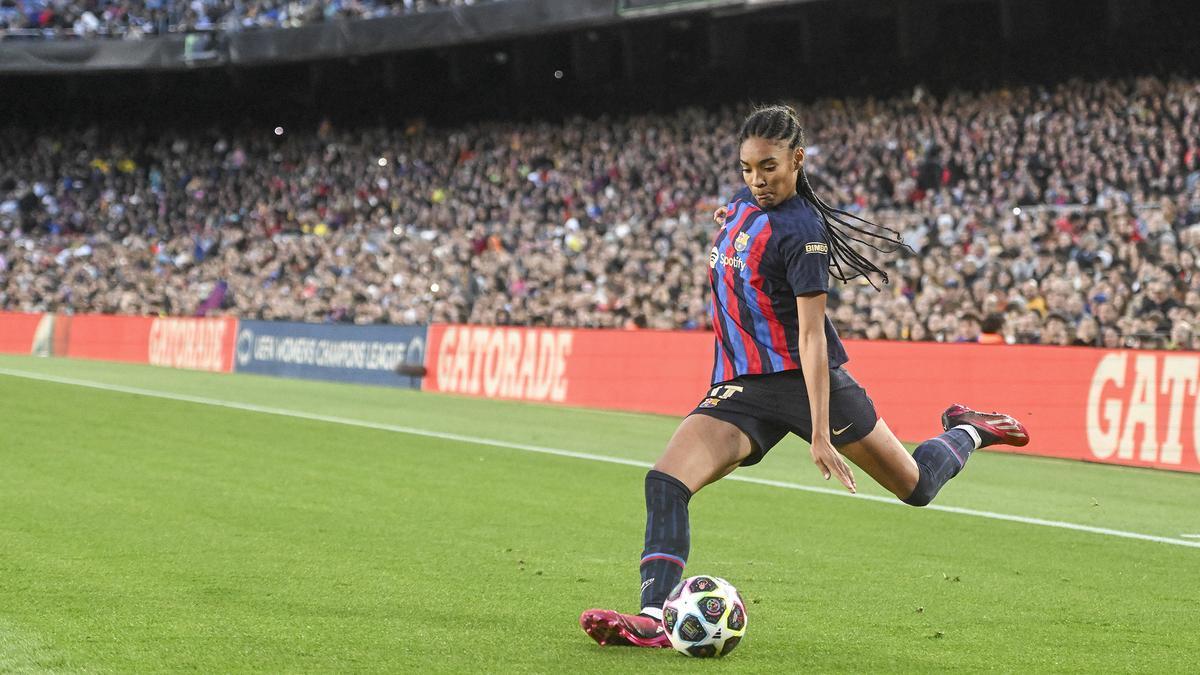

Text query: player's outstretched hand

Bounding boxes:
[810,436,856,493]
[713,206,728,225]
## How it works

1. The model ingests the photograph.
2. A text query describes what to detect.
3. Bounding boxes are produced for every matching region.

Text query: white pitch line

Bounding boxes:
[2,366,1199,551]
[1182,534,1200,539]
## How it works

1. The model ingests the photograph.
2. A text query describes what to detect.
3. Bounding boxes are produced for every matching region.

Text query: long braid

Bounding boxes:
[738,104,908,290]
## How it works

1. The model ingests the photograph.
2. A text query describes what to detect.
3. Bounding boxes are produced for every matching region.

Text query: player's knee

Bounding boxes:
[901,489,933,507]
[900,470,936,507]
[646,468,694,501]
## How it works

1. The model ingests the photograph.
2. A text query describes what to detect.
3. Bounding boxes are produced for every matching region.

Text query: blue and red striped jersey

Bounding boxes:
[708,188,849,384]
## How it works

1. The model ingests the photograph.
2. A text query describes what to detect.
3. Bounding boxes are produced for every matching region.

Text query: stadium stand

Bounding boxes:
[0,0,499,40]
[2,75,1198,349]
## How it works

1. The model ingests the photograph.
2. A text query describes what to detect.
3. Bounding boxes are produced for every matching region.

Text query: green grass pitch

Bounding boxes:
[1,353,1197,672]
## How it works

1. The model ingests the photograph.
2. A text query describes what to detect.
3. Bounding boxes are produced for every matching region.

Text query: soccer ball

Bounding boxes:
[661,575,747,657]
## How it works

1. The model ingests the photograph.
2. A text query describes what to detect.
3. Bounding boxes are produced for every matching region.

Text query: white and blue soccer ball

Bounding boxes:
[661,575,748,658]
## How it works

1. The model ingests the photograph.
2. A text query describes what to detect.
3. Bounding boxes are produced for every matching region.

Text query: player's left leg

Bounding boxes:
[651,412,754,493]
[637,414,754,613]
[580,414,754,648]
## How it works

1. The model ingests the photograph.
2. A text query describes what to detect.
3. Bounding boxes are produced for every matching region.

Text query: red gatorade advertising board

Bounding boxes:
[146,316,238,372]
[423,323,1200,474]
[844,342,1200,474]
[48,314,237,372]
[0,312,42,353]
[52,314,155,363]
[422,323,711,414]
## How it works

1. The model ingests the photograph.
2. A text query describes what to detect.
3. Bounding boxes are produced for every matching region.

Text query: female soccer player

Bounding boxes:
[580,105,1029,648]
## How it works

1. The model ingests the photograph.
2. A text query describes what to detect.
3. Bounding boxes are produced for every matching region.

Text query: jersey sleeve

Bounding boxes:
[775,222,830,296]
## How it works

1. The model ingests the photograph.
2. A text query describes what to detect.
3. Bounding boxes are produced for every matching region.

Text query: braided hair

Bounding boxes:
[737,104,907,289]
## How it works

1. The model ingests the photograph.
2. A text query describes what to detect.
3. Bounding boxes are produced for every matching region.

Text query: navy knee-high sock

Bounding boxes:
[639,469,691,618]
[903,427,979,507]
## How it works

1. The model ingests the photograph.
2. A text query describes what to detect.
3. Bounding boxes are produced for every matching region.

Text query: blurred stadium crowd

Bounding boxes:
[0,0,496,39]
[2,76,1200,349]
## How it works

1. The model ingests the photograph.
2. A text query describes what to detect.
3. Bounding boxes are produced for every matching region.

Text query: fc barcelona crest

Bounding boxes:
[734,232,750,252]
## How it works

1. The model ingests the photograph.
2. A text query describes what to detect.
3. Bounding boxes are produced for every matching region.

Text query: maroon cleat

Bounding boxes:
[580,609,671,648]
[941,404,1030,448]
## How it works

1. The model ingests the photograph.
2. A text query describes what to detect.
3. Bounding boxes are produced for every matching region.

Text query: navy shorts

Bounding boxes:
[689,367,878,466]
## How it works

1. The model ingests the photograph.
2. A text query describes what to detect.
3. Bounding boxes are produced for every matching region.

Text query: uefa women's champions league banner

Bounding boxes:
[422,322,1200,474]
[233,320,426,388]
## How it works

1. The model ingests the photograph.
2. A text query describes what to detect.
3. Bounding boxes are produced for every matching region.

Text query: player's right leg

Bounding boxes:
[820,368,1029,506]
[837,405,1029,506]
[941,404,1030,447]
[580,414,753,648]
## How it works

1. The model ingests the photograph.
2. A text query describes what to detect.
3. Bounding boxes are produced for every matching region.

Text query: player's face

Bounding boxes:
[739,137,803,209]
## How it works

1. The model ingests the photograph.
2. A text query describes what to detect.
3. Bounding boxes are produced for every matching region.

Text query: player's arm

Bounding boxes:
[795,291,856,493]
[777,221,855,491]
